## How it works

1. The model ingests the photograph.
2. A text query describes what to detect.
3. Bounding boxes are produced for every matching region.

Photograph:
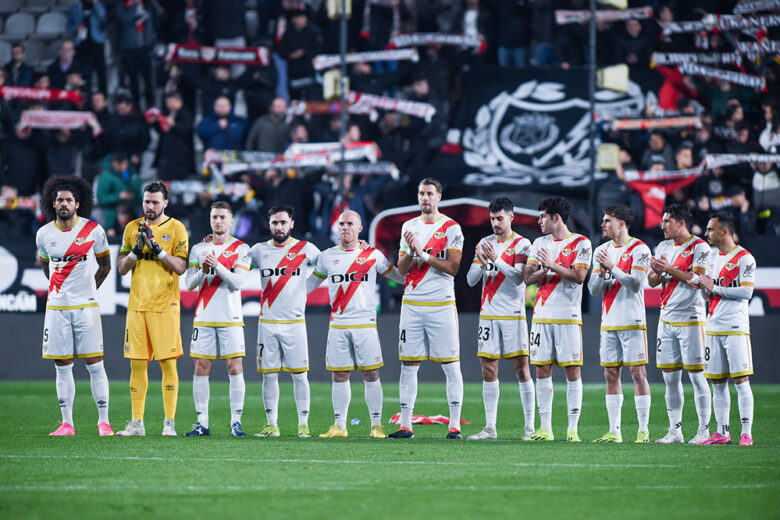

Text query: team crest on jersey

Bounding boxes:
[74,237,85,245]
[504,248,515,256]
[286,253,297,260]
[160,234,172,242]
[680,250,693,257]
[561,248,571,256]
[356,257,367,264]
[434,232,445,239]
[726,262,738,271]
[621,253,630,261]
[222,250,235,258]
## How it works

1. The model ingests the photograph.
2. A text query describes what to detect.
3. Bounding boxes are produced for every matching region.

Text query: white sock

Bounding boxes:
[262,372,279,427]
[290,372,310,426]
[399,364,419,429]
[566,379,582,432]
[482,380,499,430]
[536,377,553,432]
[332,381,351,429]
[86,361,109,424]
[712,382,731,436]
[55,364,75,426]
[635,394,651,432]
[662,370,683,431]
[735,381,753,437]
[442,362,464,431]
[228,373,245,424]
[688,371,711,432]
[606,393,623,436]
[364,379,383,426]
[519,380,535,433]
[192,375,210,428]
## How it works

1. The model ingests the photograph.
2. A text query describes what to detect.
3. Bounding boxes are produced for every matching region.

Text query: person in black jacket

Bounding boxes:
[104,92,150,170]
[46,40,81,90]
[277,9,322,100]
[151,91,196,180]
[4,43,34,87]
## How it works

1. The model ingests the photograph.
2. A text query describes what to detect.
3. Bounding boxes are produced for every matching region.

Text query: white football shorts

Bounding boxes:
[477,318,528,359]
[656,321,705,370]
[257,321,309,373]
[599,329,648,367]
[42,306,104,360]
[529,322,583,367]
[398,302,460,363]
[704,333,753,379]
[190,325,246,359]
[326,324,383,371]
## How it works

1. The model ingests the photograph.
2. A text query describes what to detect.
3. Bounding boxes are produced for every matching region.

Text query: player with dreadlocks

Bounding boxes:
[36,175,114,436]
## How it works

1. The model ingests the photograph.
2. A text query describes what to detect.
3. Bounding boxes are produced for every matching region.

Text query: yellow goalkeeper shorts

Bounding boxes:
[124,310,183,361]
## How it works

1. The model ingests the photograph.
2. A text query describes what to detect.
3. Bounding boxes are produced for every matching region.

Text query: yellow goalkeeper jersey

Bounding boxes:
[120,217,189,312]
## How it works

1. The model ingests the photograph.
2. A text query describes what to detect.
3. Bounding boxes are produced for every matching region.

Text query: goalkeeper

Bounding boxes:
[116,182,189,437]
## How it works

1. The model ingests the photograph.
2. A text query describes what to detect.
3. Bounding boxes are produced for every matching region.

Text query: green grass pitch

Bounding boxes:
[1,380,778,519]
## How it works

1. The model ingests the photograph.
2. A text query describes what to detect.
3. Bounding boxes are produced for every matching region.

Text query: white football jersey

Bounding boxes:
[705,245,755,335]
[399,214,464,304]
[250,238,320,322]
[313,246,394,325]
[654,235,710,325]
[527,233,592,324]
[469,232,531,319]
[36,217,109,309]
[592,237,651,330]
[188,238,251,327]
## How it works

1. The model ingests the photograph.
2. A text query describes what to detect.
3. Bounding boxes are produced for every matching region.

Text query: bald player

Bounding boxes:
[308,210,404,438]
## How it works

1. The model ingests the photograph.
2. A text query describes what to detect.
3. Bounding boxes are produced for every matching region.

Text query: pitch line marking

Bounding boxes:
[1,454,776,471]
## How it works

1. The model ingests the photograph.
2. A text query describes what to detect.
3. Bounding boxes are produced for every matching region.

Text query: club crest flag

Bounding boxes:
[433,66,656,191]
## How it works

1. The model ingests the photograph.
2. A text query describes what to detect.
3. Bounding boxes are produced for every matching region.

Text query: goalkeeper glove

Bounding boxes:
[142,222,165,258]
[132,222,145,257]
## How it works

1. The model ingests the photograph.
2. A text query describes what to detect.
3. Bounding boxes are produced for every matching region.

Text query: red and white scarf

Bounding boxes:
[0,86,84,107]
[19,110,102,136]
[386,33,486,55]
[165,43,271,66]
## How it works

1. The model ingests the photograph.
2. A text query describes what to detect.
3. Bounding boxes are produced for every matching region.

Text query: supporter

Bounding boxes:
[104,92,150,169]
[727,185,756,239]
[277,9,322,100]
[197,96,247,150]
[179,64,258,117]
[204,0,247,77]
[0,123,49,197]
[495,0,531,68]
[46,40,80,90]
[751,160,780,234]
[81,91,111,185]
[640,131,675,170]
[289,121,309,145]
[115,0,158,108]
[612,19,654,68]
[66,0,108,94]
[531,0,555,67]
[46,128,82,178]
[96,152,142,231]
[151,91,196,181]
[3,43,33,87]
[245,97,289,153]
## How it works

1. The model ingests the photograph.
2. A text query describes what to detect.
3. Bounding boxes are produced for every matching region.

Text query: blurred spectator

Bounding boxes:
[81,91,111,184]
[151,91,196,180]
[109,200,137,238]
[531,0,555,67]
[97,152,142,231]
[104,91,150,169]
[180,64,258,118]
[244,63,281,123]
[116,0,158,108]
[727,185,756,238]
[612,19,654,68]
[289,121,309,145]
[197,95,247,150]
[640,131,675,170]
[46,128,82,178]
[46,40,80,90]
[245,97,289,153]
[67,0,108,94]
[758,103,778,151]
[752,160,780,234]
[34,73,51,90]
[254,167,309,234]
[205,0,246,77]
[494,0,531,68]
[0,124,49,197]
[278,9,322,100]
[3,43,33,87]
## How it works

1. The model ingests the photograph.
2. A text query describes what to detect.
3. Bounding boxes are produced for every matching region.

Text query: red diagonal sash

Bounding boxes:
[261,240,309,310]
[49,220,98,296]
[405,219,458,290]
[536,235,587,308]
[481,237,522,311]
[196,240,244,313]
[331,248,377,320]
[602,239,643,316]
[660,238,705,309]
[707,248,750,317]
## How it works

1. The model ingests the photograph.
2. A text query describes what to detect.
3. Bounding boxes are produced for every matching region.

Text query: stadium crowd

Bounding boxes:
[1,0,779,248]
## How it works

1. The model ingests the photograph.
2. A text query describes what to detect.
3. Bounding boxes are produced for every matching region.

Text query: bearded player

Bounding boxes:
[37,176,113,436]
[389,178,465,440]
[116,182,189,436]
[184,202,251,437]
[250,205,320,438]
[307,210,404,438]
[465,197,535,441]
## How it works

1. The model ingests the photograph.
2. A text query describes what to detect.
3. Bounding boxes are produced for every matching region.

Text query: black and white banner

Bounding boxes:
[650,52,742,66]
[431,66,657,191]
[734,0,780,14]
